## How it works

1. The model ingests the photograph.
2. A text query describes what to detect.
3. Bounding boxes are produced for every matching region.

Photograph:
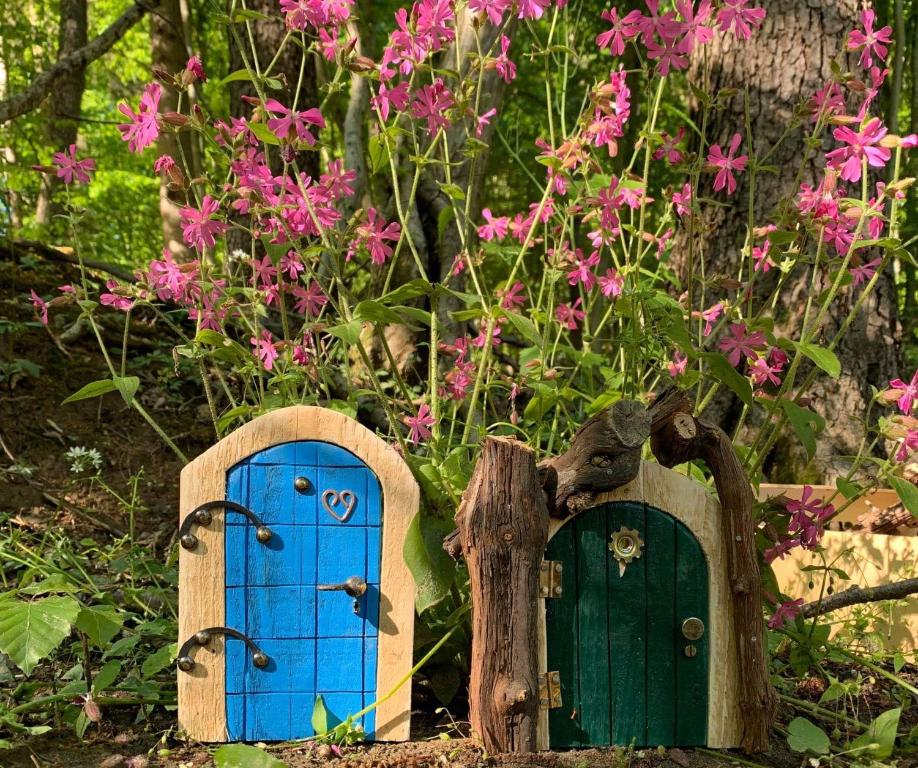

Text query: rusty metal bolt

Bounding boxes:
[194,630,211,646]
[177,656,195,672]
[180,533,198,550]
[194,508,213,525]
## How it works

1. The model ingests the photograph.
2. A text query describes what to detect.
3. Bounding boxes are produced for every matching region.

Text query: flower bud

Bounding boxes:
[160,111,189,127]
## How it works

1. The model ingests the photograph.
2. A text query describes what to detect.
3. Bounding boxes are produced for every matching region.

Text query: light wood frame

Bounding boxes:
[536,460,742,749]
[178,406,418,741]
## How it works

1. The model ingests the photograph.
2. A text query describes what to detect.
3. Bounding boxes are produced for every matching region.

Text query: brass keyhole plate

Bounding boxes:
[608,526,644,563]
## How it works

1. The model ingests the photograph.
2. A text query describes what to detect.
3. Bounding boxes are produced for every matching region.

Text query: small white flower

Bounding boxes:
[64,446,103,473]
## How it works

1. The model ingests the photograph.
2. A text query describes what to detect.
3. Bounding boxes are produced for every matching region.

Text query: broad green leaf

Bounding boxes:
[141,642,176,679]
[780,399,825,461]
[796,342,841,378]
[436,182,466,201]
[75,606,124,648]
[214,743,288,768]
[326,320,364,346]
[368,133,390,175]
[91,659,121,694]
[703,352,753,407]
[437,206,455,240]
[836,477,862,500]
[354,300,403,326]
[217,69,254,86]
[0,595,80,675]
[503,311,543,347]
[403,512,455,614]
[787,717,830,754]
[850,707,901,759]
[381,279,433,304]
[62,379,118,405]
[112,375,140,406]
[312,693,329,736]
[248,121,280,146]
[889,476,918,518]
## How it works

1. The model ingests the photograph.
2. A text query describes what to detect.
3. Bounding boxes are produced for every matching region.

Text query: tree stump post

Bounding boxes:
[455,436,549,754]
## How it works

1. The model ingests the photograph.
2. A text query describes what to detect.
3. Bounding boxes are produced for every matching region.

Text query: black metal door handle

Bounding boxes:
[176,626,269,672]
[179,500,272,550]
[317,576,367,598]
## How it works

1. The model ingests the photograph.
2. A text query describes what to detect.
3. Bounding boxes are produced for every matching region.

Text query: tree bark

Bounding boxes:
[35,0,88,225]
[455,436,548,754]
[649,387,776,753]
[682,0,900,481]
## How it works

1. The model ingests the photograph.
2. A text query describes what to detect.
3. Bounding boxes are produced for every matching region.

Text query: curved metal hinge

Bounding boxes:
[179,500,272,550]
[176,626,269,673]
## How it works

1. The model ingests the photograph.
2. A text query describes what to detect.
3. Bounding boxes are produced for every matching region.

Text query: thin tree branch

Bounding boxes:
[0,1,153,124]
[800,578,918,618]
[1,237,136,282]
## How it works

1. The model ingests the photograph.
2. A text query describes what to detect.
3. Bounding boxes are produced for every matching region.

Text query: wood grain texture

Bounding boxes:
[540,461,742,749]
[179,406,418,742]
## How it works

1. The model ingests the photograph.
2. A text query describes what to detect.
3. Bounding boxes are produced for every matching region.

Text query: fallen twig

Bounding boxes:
[800,578,918,618]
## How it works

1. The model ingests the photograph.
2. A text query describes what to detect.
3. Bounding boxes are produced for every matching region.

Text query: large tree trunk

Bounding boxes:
[683,0,900,481]
[35,0,88,226]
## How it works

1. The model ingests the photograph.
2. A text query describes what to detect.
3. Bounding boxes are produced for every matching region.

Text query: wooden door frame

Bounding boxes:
[536,461,742,749]
[178,406,418,742]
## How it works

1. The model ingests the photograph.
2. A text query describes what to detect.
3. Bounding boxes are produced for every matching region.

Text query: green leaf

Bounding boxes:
[850,707,901,759]
[796,342,841,378]
[312,693,329,736]
[437,206,455,240]
[0,595,80,675]
[368,133,390,175]
[403,512,455,614]
[141,642,176,679]
[889,476,918,518]
[218,69,254,86]
[248,121,280,146]
[62,379,118,405]
[75,606,124,648]
[836,477,862,500]
[326,320,364,346]
[214,744,288,768]
[91,660,121,694]
[780,399,825,462]
[381,279,433,304]
[503,311,543,348]
[436,182,466,201]
[703,352,753,406]
[354,300,403,326]
[787,717,831,754]
[112,375,140,406]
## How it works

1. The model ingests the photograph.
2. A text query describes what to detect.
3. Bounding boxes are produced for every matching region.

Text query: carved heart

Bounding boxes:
[322,489,357,522]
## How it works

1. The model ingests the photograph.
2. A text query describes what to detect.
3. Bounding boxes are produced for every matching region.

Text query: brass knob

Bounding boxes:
[252,652,269,668]
[294,476,310,492]
[681,617,705,641]
[255,525,273,543]
[317,576,367,598]
[177,656,195,672]
[180,533,198,550]
[194,508,213,525]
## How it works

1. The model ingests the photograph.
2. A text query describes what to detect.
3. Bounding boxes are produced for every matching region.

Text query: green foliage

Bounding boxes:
[787,717,830,755]
[214,743,288,768]
[0,595,80,675]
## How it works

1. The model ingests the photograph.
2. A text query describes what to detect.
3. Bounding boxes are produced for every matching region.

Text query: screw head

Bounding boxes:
[252,652,269,668]
[684,644,697,658]
[180,533,198,550]
[194,508,213,525]
[177,656,195,672]
[255,526,272,543]
[194,630,211,646]
[294,476,310,492]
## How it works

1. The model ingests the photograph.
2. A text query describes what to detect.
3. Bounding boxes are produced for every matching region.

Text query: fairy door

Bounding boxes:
[545,501,709,748]
[224,440,381,741]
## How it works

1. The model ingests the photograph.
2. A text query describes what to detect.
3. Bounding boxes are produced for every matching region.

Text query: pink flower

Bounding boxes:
[707,133,747,195]
[410,79,454,135]
[598,268,623,298]
[406,403,435,443]
[764,537,800,564]
[555,298,585,330]
[888,371,918,414]
[52,144,95,185]
[715,0,765,40]
[180,195,228,252]
[186,55,206,82]
[494,35,516,83]
[694,302,723,336]
[250,329,279,371]
[675,0,714,53]
[478,208,509,241]
[469,0,512,25]
[672,182,692,217]
[117,83,161,153]
[251,255,277,289]
[752,240,773,273]
[668,352,687,377]
[371,81,410,121]
[901,134,918,148]
[291,280,328,317]
[596,7,640,55]
[30,290,48,325]
[826,118,890,183]
[499,281,526,311]
[153,154,175,174]
[717,323,766,367]
[567,251,601,290]
[473,324,502,348]
[518,0,550,19]
[350,208,401,265]
[653,128,685,164]
[280,251,305,280]
[265,99,325,144]
[645,37,688,76]
[476,107,497,138]
[768,598,804,629]
[850,257,882,287]
[786,485,834,549]
[100,280,134,312]
[847,9,892,68]
[749,357,782,387]
[896,430,918,461]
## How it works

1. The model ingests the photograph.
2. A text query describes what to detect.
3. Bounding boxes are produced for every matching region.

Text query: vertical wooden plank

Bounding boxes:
[545,522,581,748]
[577,509,612,746]
[607,501,647,746]
[645,506,676,747]
[674,520,709,746]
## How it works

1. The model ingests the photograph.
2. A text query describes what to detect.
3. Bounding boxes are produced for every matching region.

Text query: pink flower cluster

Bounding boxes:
[716,323,786,387]
[764,486,835,566]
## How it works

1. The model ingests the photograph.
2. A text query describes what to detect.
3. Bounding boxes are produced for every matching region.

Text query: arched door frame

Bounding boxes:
[536,460,742,749]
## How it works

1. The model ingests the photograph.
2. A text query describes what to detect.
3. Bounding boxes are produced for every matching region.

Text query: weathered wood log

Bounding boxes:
[800,577,918,618]
[455,436,549,754]
[537,399,650,517]
[649,387,777,754]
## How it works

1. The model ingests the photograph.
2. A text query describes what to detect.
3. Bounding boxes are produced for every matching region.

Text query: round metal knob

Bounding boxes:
[294,476,310,492]
[180,533,198,550]
[194,630,211,646]
[194,508,213,525]
[177,656,195,672]
[255,525,272,543]
[252,652,269,668]
[681,617,705,641]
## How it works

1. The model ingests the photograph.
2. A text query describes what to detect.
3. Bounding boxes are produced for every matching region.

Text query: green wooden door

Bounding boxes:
[545,501,709,748]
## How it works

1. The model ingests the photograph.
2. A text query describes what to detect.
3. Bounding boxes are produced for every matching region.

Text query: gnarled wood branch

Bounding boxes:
[800,577,918,618]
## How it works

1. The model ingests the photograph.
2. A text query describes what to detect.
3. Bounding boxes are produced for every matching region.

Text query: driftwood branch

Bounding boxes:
[801,578,918,618]
[455,437,548,754]
[649,386,777,753]
[2,237,137,282]
[0,2,152,124]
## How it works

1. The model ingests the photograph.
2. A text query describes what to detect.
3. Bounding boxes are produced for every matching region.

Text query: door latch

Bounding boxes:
[539,560,563,598]
[538,671,562,709]
[176,626,269,673]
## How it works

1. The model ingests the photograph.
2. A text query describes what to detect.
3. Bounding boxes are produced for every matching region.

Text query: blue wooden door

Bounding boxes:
[224,440,382,741]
